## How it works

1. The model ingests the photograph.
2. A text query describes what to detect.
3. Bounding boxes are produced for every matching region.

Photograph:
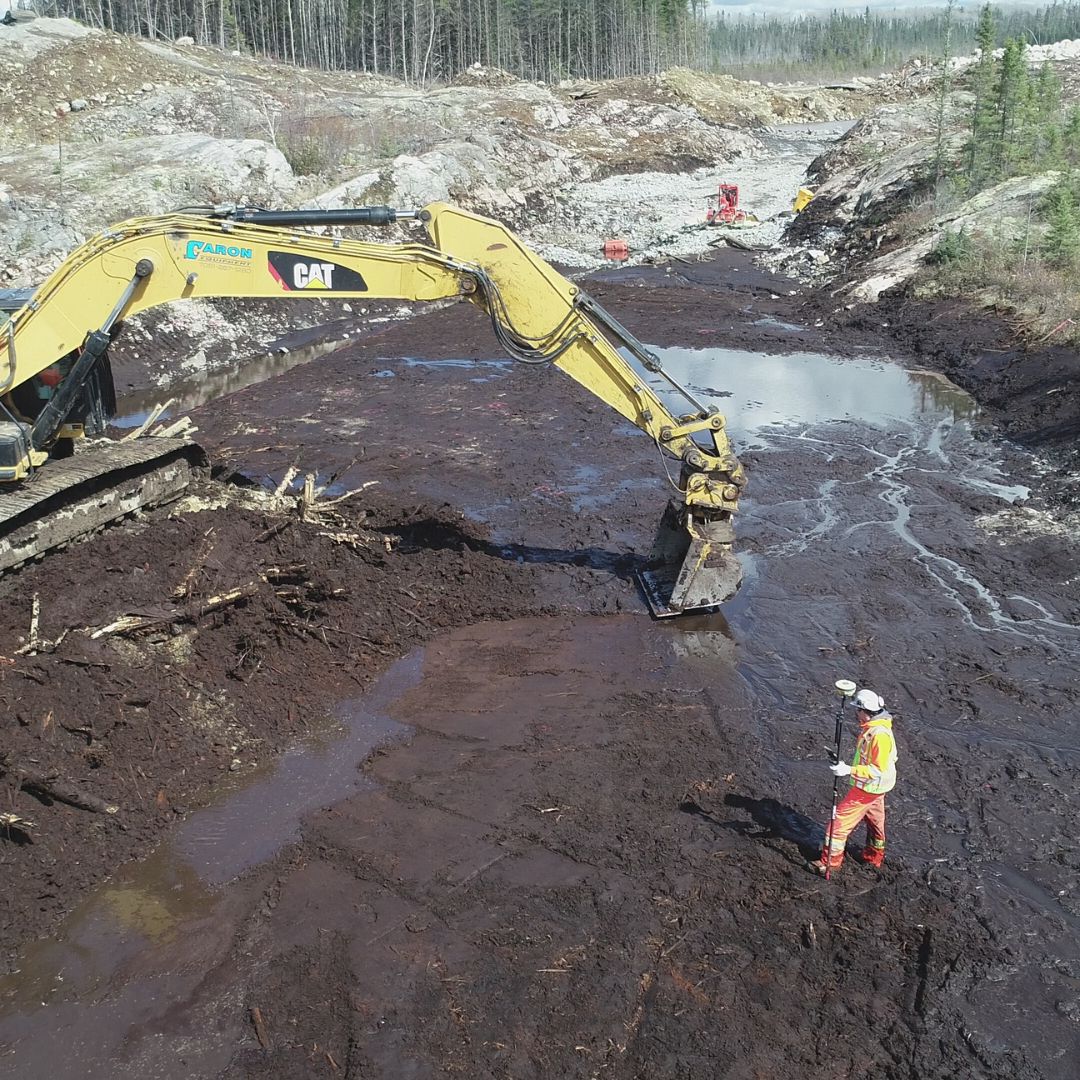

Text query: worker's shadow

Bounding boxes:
[681,793,824,862]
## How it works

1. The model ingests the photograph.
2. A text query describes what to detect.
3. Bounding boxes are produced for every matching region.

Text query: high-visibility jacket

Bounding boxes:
[850,712,897,795]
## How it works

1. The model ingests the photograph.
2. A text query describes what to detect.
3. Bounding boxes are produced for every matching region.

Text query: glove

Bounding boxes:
[830,761,852,777]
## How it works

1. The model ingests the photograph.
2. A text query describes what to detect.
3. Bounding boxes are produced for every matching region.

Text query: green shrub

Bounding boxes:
[277,114,353,176]
[926,227,974,265]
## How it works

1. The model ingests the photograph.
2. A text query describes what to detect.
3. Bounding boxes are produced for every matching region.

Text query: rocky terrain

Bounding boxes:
[0,16,909,280]
[771,51,1080,304]
[1,17,930,386]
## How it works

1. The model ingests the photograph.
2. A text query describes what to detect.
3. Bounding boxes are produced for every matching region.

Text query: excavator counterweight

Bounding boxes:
[0,203,745,614]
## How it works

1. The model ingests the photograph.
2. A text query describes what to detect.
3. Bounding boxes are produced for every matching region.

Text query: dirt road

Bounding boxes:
[1,248,1078,1079]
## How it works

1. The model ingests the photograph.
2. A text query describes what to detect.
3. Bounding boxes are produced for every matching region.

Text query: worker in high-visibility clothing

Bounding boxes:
[809,688,898,876]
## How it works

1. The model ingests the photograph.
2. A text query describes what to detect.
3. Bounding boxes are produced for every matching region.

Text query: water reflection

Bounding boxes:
[648,346,979,440]
[661,608,737,665]
[112,338,352,428]
[0,857,215,1010]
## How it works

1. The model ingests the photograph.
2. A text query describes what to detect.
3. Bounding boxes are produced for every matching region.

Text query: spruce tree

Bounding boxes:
[967,4,998,185]
[1042,180,1080,270]
[994,38,1029,179]
[932,0,956,190]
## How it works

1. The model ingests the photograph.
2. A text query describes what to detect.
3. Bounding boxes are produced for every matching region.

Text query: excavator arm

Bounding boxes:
[0,202,745,614]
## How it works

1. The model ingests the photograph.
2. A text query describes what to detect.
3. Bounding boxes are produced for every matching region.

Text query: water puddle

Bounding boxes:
[0,616,724,1077]
[176,657,417,885]
[649,345,979,440]
[112,337,354,429]
[0,654,420,1076]
[371,356,512,385]
[637,345,1079,644]
[751,316,806,334]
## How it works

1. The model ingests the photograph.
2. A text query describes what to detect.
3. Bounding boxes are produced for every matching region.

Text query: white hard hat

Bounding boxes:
[853,688,884,713]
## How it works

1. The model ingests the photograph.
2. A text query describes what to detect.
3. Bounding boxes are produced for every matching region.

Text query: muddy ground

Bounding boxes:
[1,252,1079,1079]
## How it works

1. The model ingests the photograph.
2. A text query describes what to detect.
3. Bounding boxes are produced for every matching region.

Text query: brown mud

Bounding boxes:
[1,252,1079,1079]
[836,292,1080,482]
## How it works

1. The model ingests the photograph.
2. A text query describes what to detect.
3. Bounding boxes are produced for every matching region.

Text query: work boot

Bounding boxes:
[859,847,885,868]
[806,859,829,877]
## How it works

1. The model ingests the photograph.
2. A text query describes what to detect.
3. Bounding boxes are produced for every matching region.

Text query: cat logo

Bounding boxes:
[267,251,368,292]
[293,261,335,289]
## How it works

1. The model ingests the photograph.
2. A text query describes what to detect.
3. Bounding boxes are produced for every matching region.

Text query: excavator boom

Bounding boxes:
[0,202,745,614]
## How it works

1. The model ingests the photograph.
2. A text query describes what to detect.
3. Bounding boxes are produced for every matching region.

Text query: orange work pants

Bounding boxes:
[823,786,886,869]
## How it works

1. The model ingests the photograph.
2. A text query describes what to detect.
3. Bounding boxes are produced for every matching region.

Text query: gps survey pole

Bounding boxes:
[823,679,858,881]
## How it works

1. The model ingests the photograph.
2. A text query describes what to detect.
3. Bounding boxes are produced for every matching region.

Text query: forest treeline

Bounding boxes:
[25,1,1080,83]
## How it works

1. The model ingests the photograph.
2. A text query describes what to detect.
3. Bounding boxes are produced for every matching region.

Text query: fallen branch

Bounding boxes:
[150,416,197,439]
[253,519,293,544]
[262,563,309,582]
[390,599,432,628]
[316,528,388,552]
[122,399,173,440]
[26,593,39,651]
[250,1006,270,1050]
[9,765,119,815]
[273,465,300,500]
[14,594,40,656]
[173,529,217,600]
[1033,317,1074,345]
[14,595,74,656]
[89,582,260,638]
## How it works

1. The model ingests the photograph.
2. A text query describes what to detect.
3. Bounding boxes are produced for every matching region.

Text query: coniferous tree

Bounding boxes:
[994,38,1029,179]
[1032,61,1064,168]
[967,4,998,185]
[27,0,1080,84]
[1042,180,1080,268]
[933,0,956,189]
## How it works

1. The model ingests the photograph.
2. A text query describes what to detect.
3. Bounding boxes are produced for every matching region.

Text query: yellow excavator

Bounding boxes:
[0,202,745,615]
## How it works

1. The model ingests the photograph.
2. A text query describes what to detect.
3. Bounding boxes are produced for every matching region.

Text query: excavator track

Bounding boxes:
[0,437,208,573]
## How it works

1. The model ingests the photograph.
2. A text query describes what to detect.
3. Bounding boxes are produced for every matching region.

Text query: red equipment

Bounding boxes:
[706,183,748,226]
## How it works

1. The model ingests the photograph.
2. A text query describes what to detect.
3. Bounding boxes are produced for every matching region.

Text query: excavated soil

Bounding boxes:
[1,254,1079,1079]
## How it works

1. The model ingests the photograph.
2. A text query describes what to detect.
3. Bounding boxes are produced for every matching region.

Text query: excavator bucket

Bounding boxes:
[637,503,743,618]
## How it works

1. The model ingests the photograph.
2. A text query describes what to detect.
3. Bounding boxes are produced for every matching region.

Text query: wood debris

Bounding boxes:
[250,1006,270,1049]
[0,812,34,830]
[2,759,119,815]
